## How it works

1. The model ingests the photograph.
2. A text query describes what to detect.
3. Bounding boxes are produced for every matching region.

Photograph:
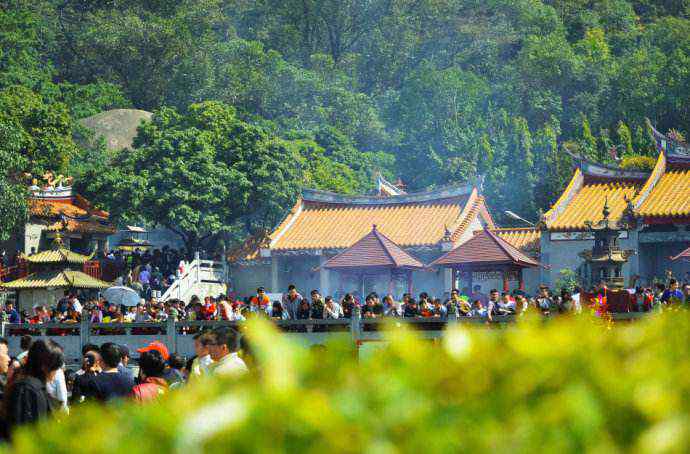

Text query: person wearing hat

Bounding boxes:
[137,341,182,386]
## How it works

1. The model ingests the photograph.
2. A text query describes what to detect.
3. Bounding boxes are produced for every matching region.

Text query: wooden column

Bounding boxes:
[518,268,525,291]
[388,269,394,296]
[407,269,413,295]
[502,268,509,292]
[451,268,457,292]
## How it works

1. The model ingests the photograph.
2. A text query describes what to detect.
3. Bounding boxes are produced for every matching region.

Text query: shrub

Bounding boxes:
[7,313,690,453]
[620,155,656,171]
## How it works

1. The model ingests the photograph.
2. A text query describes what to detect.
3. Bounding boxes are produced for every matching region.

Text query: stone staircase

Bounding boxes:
[159,255,228,303]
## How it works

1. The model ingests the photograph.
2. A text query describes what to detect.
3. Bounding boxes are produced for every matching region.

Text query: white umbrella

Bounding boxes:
[103,286,141,307]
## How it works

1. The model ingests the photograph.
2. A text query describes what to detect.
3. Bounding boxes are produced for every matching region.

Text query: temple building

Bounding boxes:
[231,128,688,297]
[230,177,502,298]
[16,179,116,256]
[539,127,690,287]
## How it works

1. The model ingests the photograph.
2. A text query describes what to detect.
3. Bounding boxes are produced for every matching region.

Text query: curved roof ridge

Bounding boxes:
[633,152,666,209]
[376,173,406,196]
[301,182,475,206]
[544,168,584,227]
[564,149,649,180]
[650,123,690,161]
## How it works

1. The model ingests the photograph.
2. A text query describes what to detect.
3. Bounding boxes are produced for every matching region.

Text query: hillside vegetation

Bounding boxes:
[1,0,689,246]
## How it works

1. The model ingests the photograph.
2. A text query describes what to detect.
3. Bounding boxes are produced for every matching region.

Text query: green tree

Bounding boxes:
[82,102,304,253]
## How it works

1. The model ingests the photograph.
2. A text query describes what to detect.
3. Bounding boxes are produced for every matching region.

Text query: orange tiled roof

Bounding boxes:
[544,159,650,231]
[320,226,424,270]
[547,179,641,231]
[45,219,116,235]
[636,162,690,219]
[29,199,88,218]
[429,229,539,268]
[493,228,541,253]
[270,185,492,251]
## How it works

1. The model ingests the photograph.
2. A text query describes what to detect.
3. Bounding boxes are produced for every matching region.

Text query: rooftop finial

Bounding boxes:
[442,225,452,242]
[602,196,610,220]
[52,233,65,249]
[372,224,377,231]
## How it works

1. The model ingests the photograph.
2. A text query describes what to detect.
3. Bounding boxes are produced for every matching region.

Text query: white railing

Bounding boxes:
[159,256,227,302]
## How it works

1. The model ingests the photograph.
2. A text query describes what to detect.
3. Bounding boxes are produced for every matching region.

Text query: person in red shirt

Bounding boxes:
[249,287,270,307]
[131,350,168,403]
[203,297,217,320]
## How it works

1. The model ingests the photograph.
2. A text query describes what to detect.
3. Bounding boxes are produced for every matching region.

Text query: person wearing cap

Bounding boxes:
[137,341,181,386]
[207,327,248,376]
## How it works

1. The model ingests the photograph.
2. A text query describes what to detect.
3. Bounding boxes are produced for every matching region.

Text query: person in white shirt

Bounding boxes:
[190,331,214,378]
[324,296,343,319]
[207,327,248,376]
[46,367,68,412]
[70,296,82,314]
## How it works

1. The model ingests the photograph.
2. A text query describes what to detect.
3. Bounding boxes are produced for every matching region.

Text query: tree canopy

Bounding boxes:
[1,0,689,240]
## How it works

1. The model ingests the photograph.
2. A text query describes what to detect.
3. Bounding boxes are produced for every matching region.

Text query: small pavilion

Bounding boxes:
[318,225,424,298]
[429,228,539,293]
[1,237,111,310]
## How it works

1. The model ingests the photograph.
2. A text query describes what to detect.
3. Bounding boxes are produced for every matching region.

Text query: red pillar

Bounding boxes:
[518,269,525,291]
[502,269,509,292]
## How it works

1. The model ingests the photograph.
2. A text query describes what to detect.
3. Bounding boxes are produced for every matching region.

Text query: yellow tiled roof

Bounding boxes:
[636,164,690,218]
[493,228,541,253]
[24,248,94,265]
[270,187,490,251]
[547,179,641,231]
[1,270,111,289]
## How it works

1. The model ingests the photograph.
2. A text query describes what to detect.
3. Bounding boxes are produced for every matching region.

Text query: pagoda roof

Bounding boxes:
[1,270,111,290]
[28,186,114,234]
[269,184,494,252]
[429,229,539,269]
[634,129,690,220]
[24,247,94,265]
[319,225,424,270]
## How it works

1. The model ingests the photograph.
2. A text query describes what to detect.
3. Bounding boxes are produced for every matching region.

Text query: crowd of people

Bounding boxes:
[0,278,687,438]
[4,278,690,328]
[0,326,248,437]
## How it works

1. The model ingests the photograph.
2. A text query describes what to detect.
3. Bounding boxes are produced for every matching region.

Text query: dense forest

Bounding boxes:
[1,0,689,250]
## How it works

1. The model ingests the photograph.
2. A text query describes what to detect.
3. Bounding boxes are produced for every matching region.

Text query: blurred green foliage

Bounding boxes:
[7,312,690,453]
[620,155,658,171]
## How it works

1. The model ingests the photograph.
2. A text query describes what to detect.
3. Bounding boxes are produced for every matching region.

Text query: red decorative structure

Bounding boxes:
[83,260,102,280]
[318,225,424,297]
[429,228,539,293]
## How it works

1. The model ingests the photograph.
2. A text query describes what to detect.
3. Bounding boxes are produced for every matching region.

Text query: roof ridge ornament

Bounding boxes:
[602,196,610,220]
